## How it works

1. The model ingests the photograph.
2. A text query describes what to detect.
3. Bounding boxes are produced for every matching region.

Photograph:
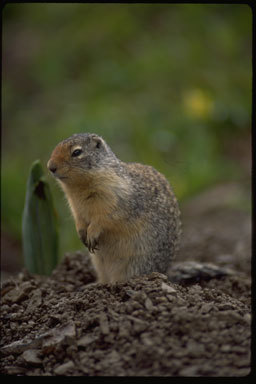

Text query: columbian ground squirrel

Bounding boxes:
[47,133,181,283]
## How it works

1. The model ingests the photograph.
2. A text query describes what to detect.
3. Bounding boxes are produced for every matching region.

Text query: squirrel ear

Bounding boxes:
[92,136,102,149]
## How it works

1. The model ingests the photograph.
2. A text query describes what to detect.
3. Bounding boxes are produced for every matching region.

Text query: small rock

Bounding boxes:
[179,365,200,376]
[133,291,147,303]
[0,336,42,355]
[161,282,177,294]
[243,313,251,324]
[126,289,137,297]
[118,324,130,338]
[144,297,154,310]
[42,322,76,353]
[189,284,202,294]
[29,289,42,308]
[22,349,42,366]
[54,360,75,375]
[200,302,214,314]
[107,350,120,363]
[186,340,205,357]
[147,272,168,281]
[10,322,19,330]
[220,344,231,352]
[218,303,235,311]
[99,314,109,335]
[77,335,95,347]
[235,358,250,368]
[3,366,27,375]
[2,287,28,304]
[133,321,147,334]
[141,332,154,347]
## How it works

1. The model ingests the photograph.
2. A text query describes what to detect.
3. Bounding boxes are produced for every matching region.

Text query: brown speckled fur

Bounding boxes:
[47,133,181,283]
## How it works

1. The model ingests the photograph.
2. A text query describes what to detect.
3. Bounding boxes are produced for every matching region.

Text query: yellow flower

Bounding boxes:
[183,89,214,118]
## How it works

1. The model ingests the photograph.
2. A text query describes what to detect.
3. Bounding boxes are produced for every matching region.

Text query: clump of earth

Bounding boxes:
[0,183,251,376]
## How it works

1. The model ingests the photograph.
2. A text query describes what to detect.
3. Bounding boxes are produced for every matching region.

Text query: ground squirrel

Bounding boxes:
[47,133,181,283]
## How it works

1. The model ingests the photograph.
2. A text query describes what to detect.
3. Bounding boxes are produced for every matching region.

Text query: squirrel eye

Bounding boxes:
[72,149,82,157]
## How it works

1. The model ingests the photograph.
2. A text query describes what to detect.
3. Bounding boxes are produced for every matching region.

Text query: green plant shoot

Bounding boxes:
[22,160,59,275]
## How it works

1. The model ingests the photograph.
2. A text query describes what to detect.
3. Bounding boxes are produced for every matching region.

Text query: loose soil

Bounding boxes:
[0,183,251,376]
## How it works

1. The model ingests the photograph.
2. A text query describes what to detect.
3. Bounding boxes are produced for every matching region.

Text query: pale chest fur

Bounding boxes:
[59,170,133,232]
[61,183,113,229]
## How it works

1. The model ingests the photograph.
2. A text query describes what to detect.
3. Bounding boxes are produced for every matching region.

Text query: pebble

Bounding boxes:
[144,297,154,310]
[22,349,42,366]
[220,344,231,352]
[200,302,214,314]
[161,282,177,294]
[99,313,109,335]
[77,335,95,347]
[54,360,75,375]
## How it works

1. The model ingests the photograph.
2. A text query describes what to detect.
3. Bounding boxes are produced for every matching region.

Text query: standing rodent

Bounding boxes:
[47,133,181,283]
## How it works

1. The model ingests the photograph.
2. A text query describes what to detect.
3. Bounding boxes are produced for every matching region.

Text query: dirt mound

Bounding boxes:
[0,250,251,376]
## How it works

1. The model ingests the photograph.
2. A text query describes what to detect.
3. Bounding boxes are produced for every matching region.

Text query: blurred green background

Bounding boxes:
[1,3,252,269]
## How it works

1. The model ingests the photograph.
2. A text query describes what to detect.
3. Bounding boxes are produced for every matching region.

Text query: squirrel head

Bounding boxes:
[47,133,119,184]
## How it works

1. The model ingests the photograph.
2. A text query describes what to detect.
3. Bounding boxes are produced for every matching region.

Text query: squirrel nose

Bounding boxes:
[50,165,57,174]
[47,160,57,174]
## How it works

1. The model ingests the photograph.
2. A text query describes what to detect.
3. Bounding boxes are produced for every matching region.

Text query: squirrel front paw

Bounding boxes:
[78,229,88,247]
[78,228,99,253]
[87,236,99,253]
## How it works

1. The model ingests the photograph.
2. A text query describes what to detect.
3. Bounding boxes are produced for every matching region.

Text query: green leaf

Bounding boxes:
[22,160,59,275]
